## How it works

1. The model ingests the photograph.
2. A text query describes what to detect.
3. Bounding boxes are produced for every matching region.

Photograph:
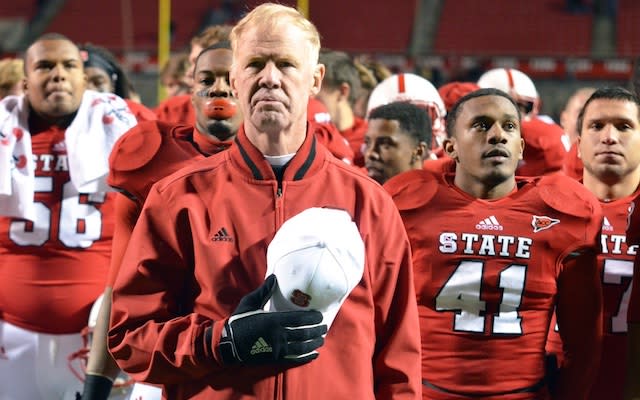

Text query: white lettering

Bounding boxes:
[439,232,458,253]
[54,155,69,171]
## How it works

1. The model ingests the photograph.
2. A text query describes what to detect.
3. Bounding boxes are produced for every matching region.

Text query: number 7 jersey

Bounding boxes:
[384,170,603,399]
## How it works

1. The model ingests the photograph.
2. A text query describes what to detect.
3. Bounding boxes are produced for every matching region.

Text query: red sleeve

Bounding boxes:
[106,194,141,287]
[554,250,603,399]
[359,185,422,399]
[108,185,220,383]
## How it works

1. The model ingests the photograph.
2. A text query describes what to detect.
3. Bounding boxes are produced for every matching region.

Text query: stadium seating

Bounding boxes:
[434,0,593,57]
[617,0,640,56]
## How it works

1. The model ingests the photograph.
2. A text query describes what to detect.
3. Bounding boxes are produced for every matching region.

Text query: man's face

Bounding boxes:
[579,98,640,183]
[191,48,242,141]
[24,39,86,119]
[315,85,341,123]
[230,23,324,138]
[445,95,523,189]
[364,118,418,184]
[85,66,114,94]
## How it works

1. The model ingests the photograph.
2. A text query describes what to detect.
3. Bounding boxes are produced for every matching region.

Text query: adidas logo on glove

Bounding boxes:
[250,337,273,355]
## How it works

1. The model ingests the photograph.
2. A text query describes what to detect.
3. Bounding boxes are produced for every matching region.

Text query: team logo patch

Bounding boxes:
[531,215,560,233]
[290,289,311,307]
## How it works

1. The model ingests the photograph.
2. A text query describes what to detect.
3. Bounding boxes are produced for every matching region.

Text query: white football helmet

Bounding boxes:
[477,68,539,116]
[366,73,447,149]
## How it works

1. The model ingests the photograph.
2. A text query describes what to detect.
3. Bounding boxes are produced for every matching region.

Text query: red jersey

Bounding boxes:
[311,121,354,165]
[107,120,231,286]
[0,125,116,334]
[384,170,603,399]
[547,190,638,400]
[340,116,368,167]
[154,94,195,126]
[109,125,422,399]
[625,198,640,324]
[516,117,566,177]
[563,141,583,180]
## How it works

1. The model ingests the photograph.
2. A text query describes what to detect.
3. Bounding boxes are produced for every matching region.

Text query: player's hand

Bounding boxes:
[217,274,327,365]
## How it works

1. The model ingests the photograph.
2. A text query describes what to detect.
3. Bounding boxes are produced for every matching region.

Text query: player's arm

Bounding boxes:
[82,194,141,399]
[554,249,603,399]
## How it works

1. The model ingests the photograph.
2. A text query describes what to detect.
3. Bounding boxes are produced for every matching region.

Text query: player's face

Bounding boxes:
[191,48,242,141]
[579,98,640,182]
[230,23,324,138]
[364,118,419,184]
[85,66,114,94]
[445,95,523,190]
[24,39,86,119]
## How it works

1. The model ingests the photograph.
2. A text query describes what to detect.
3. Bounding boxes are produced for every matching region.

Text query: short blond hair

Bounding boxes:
[230,3,321,65]
[0,58,24,98]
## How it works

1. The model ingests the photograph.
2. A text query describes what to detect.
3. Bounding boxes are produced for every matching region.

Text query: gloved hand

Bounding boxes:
[217,274,327,365]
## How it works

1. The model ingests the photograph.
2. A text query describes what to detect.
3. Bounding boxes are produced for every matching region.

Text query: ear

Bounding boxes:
[22,77,27,91]
[229,64,238,98]
[310,63,325,96]
[338,82,351,102]
[443,138,458,161]
[576,136,582,160]
[413,141,429,162]
[517,137,525,161]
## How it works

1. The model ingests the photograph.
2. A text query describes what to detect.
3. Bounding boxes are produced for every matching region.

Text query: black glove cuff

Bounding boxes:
[81,373,114,400]
[218,325,240,365]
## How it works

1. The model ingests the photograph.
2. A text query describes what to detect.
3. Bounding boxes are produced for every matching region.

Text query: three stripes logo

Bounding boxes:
[476,216,503,231]
[213,227,234,242]
[250,337,273,355]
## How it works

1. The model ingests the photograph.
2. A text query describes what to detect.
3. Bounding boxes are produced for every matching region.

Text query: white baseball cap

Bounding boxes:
[264,207,365,329]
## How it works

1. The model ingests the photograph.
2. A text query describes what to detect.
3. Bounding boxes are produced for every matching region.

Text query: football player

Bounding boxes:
[79,41,241,400]
[548,87,640,400]
[385,88,603,399]
[0,33,137,399]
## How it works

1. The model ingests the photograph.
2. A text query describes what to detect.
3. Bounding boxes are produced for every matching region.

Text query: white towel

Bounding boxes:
[0,90,137,220]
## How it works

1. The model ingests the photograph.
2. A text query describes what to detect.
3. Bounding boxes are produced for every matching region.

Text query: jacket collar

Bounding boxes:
[230,123,325,181]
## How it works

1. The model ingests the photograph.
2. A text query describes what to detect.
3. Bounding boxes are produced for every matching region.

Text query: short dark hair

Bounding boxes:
[576,86,640,136]
[80,43,132,99]
[368,101,431,145]
[446,88,521,137]
[193,41,232,78]
[319,50,361,106]
[24,33,77,74]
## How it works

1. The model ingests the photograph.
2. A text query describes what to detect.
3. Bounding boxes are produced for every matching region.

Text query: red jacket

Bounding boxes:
[109,125,422,399]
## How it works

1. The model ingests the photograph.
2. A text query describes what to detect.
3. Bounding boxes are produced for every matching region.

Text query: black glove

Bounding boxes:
[217,274,327,365]
[77,373,113,400]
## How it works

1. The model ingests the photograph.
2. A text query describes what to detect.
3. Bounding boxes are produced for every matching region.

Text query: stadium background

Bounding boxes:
[0,0,637,121]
